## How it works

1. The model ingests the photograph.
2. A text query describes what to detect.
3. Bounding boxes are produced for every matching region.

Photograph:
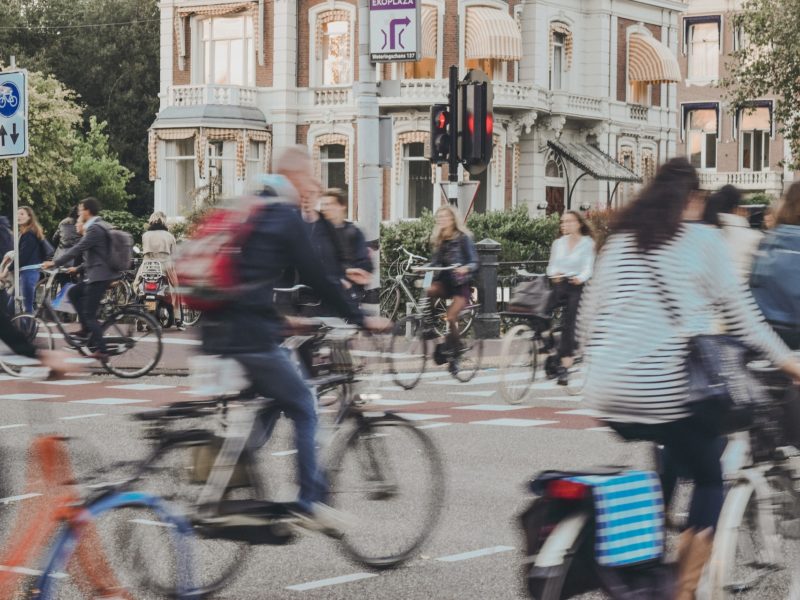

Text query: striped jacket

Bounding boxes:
[578,223,791,424]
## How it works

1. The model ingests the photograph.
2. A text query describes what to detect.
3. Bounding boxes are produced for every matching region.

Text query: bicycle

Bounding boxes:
[0,267,163,378]
[112,319,444,596]
[520,359,800,600]
[388,263,484,390]
[381,247,477,336]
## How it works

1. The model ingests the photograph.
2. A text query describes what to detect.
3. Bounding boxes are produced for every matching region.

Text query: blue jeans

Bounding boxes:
[233,348,326,512]
[19,269,39,313]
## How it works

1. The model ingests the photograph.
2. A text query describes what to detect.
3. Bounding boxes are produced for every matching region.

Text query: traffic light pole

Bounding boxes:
[446,65,459,206]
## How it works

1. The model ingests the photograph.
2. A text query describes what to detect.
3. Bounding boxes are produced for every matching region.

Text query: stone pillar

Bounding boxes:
[474,238,502,339]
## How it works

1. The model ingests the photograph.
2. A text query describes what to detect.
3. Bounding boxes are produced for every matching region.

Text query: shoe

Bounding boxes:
[88,351,110,363]
[71,330,89,343]
[289,503,350,539]
[556,366,569,386]
[175,322,186,331]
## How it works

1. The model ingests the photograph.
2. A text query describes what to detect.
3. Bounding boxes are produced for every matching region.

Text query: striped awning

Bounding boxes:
[628,32,681,84]
[421,5,437,59]
[465,6,522,61]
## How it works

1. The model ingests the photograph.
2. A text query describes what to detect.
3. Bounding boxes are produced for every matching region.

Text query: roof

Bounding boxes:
[149,105,268,130]
[547,140,641,183]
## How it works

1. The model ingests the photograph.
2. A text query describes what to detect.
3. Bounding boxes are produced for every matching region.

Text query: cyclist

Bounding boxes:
[703,185,762,279]
[545,210,595,385]
[578,157,800,600]
[134,211,184,328]
[15,206,50,314]
[42,197,119,361]
[201,145,387,529]
[425,205,478,352]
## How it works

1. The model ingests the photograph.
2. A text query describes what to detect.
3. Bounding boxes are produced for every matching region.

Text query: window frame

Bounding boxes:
[684,106,719,171]
[319,143,348,191]
[309,6,355,89]
[194,14,255,87]
[403,142,434,219]
[164,139,197,215]
[737,103,773,172]
[550,31,566,90]
[684,16,722,83]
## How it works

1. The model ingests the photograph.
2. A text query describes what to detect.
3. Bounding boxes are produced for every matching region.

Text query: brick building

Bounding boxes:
[676,0,791,197]
[149,0,687,222]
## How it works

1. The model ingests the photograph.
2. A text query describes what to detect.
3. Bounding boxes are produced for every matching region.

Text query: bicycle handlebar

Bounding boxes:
[411,264,461,273]
[401,248,427,262]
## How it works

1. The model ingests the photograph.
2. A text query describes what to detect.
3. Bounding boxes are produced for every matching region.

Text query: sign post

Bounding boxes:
[0,59,29,312]
[369,0,421,62]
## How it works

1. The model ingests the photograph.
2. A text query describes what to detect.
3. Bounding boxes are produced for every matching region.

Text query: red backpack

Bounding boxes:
[174,196,270,311]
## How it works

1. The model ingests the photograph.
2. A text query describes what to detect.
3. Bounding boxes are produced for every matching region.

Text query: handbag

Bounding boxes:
[509,275,553,315]
[647,257,766,434]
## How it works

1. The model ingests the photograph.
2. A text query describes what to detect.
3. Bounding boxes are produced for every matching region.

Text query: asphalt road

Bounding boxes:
[0,349,796,599]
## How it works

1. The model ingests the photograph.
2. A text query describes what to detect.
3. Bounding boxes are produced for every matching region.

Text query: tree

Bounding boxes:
[725,0,800,169]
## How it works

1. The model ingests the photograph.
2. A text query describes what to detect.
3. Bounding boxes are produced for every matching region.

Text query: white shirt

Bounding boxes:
[718,213,763,280]
[84,216,100,231]
[546,235,595,283]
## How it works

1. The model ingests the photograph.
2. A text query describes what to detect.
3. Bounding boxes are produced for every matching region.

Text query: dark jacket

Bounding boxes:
[53,217,81,265]
[333,221,373,273]
[431,233,479,275]
[750,224,800,348]
[304,212,345,286]
[53,218,117,282]
[18,231,43,268]
[201,182,364,354]
[0,217,12,258]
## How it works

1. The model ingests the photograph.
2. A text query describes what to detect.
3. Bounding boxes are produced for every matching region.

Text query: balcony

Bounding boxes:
[629,105,648,121]
[377,79,539,111]
[698,170,784,192]
[550,90,605,121]
[168,85,258,108]
[313,87,352,106]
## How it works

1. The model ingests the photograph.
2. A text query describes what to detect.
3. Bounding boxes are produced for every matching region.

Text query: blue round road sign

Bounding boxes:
[0,81,20,118]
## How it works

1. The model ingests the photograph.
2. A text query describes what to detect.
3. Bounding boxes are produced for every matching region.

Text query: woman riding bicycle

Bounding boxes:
[545,210,595,385]
[578,157,800,600]
[425,205,478,351]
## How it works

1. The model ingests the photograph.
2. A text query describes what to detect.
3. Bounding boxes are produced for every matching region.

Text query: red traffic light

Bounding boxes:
[486,113,493,136]
[437,111,447,129]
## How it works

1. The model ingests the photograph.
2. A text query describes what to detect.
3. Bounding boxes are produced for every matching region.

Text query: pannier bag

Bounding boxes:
[509,275,552,315]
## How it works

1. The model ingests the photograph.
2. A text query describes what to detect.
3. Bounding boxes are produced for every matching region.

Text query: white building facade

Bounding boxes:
[149,0,686,222]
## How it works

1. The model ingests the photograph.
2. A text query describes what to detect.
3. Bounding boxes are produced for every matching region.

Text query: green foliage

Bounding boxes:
[741,192,775,205]
[101,210,147,241]
[71,117,133,211]
[724,0,800,169]
[380,212,435,280]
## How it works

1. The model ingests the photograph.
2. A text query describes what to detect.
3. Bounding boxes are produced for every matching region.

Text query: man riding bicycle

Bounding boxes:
[200,145,387,529]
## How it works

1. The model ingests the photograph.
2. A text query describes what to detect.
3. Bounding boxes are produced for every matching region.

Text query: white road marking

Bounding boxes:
[532,395,581,402]
[368,399,424,406]
[0,374,19,381]
[109,384,176,391]
[436,545,515,562]
[0,424,26,430]
[453,404,525,412]
[469,418,559,427]
[41,379,97,386]
[271,450,298,457]
[556,409,599,417]
[0,565,68,578]
[396,413,450,421]
[60,413,105,421]
[130,518,176,528]
[430,372,530,386]
[70,398,150,406]
[286,572,378,591]
[0,493,42,504]
[587,426,614,433]
[0,393,62,401]
[416,423,452,430]
[448,390,496,398]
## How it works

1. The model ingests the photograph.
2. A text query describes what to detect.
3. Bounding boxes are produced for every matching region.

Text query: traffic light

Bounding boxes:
[429,103,450,164]
[458,79,493,175]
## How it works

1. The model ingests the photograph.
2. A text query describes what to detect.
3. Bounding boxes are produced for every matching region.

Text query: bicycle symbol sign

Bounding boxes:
[0,70,28,159]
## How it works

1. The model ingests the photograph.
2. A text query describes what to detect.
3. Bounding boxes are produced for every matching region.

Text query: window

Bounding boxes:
[629,81,651,106]
[322,20,351,85]
[687,21,719,81]
[165,139,196,215]
[642,149,656,183]
[246,141,265,190]
[733,25,748,52]
[686,108,717,169]
[200,16,254,86]
[550,32,565,90]
[740,106,770,171]
[320,144,347,192]
[405,143,433,218]
[466,58,506,81]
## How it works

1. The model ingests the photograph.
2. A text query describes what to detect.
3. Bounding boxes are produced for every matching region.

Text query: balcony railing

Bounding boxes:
[629,104,649,121]
[698,170,784,191]
[550,90,604,119]
[377,79,539,110]
[168,85,258,107]
[314,87,352,106]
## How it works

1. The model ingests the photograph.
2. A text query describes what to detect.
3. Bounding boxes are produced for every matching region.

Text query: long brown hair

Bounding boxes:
[19,206,44,240]
[776,181,800,226]
[561,210,595,239]
[430,205,471,249]
[610,157,699,252]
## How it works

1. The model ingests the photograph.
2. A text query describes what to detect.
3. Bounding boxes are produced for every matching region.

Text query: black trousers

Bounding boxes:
[0,310,37,358]
[547,281,583,358]
[68,280,110,353]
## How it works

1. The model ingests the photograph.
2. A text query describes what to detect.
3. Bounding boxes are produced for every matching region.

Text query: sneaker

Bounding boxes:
[557,366,569,386]
[290,503,350,539]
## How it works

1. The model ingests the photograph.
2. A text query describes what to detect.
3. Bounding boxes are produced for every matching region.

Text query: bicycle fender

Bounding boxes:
[532,510,590,569]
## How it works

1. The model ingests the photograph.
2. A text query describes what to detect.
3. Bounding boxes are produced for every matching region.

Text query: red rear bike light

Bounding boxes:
[546,480,590,500]
[144,282,159,291]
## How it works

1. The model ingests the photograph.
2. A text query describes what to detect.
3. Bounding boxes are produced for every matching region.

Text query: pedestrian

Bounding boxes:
[52,206,81,266]
[426,205,478,353]
[134,211,183,328]
[750,181,800,349]
[42,197,119,361]
[703,185,762,279]
[545,210,595,385]
[16,206,49,313]
[319,188,373,302]
[578,157,800,600]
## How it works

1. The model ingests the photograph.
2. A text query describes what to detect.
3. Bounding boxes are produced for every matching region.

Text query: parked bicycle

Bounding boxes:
[0,268,163,378]
[381,248,477,336]
[110,318,444,596]
[519,359,800,600]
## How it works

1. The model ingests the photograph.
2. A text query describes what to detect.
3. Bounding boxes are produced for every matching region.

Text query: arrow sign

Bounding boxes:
[9,123,18,144]
[369,0,420,62]
[0,125,5,147]
[389,17,410,49]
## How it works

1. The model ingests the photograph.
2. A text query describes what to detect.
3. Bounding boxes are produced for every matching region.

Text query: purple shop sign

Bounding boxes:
[370,0,416,10]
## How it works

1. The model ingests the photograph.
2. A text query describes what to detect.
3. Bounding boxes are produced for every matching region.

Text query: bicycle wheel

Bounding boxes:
[100,308,163,378]
[0,315,54,376]
[566,355,588,396]
[432,297,474,337]
[379,285,401,320]
[181,305,202,327]
[450,324,483,383]
[125,431,266,597]
[327,416,444,568]
[499,324,538,404]
[388,316,427,390]
[708,474,800,599]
